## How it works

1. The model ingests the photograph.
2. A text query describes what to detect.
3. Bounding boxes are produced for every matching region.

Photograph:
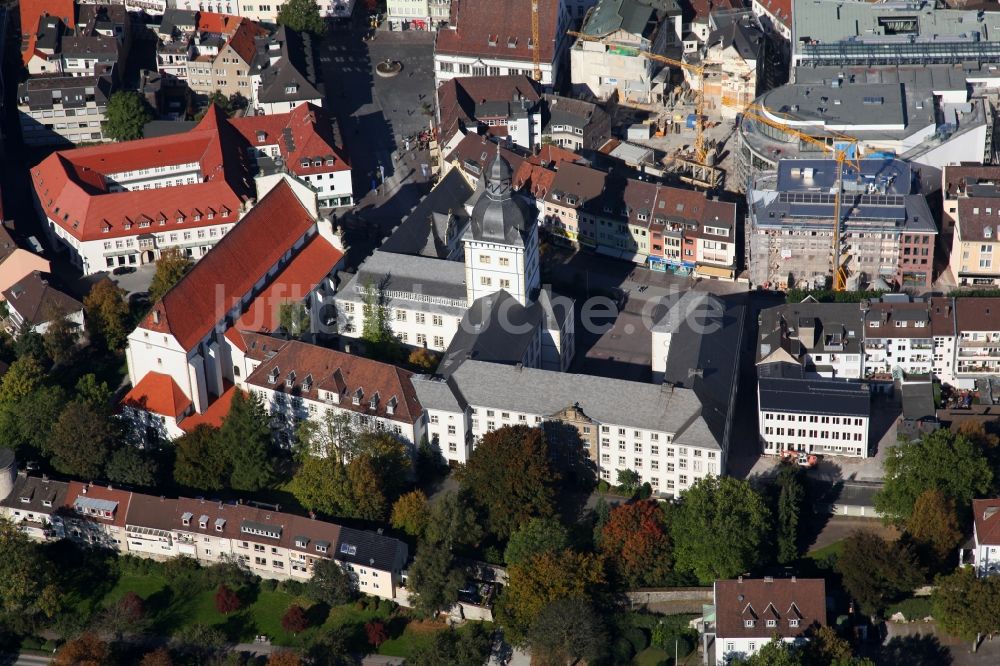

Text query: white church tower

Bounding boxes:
[463,148,541,307]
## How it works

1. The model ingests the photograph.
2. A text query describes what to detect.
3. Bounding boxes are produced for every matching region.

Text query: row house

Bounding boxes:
[185,17,267,101]
[171,0,355,24]
[434,0,572,89]
[413,358,732,498]
[435,75,543,154]
[0,464,407,599]
[541,93,611,152]
[387,0,451,31]
[540,161,737,278]
[942,164,1000,287]
[242,339,426,450]
[122,178,344,438]
[22,4,130,79]
[249,26,325,116]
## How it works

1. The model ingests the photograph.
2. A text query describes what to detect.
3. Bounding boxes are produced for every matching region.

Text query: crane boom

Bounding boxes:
[566,30,708,163]
[741,105,861,291]
[532,1,541,82]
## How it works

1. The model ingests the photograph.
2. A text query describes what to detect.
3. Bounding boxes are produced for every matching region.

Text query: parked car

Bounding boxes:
[112,266,136,276]
[780,450,819,468]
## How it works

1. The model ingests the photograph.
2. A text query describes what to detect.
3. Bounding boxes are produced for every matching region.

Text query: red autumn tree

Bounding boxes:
[599,500,673,587]
[214,584,241,615]
[365,620,389,647]
[281,604,310,634]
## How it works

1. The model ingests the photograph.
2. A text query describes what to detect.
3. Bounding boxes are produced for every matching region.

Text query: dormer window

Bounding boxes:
[215,518,226,532]
[268,367,279,384]
[295,537,309,548]
[766,619,777,627]
[386,396,397,416]
[744,620,755,628]
[870,321,879,328]
[353,388,363,405]
[256,130,267,143]
[326,158,335,166]
[303,374,313,391]
[313,160,322,167]
[789,619,800,627]
[369,392,379,410]
[285,84,298,94]
[181,511,193,526]
[488,34,498,45]
[198,514,208,529]
[340,542,357,555]
[285,371,296,388]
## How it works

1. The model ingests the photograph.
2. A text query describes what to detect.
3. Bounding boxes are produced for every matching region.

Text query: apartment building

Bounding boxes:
[434,0,571,89]
[22,4,130,78]
[17,73,112,146]
[541,94,611,151]
[757,373,871,458]
[757,301,865,380]
[954,298,1000,382]
[249,26,324,115]
[243,339,426,449]
[185,16,266,101]
[174,0,355,23]
[413,359,730,497]
[0,462,407,598]
[710,577,827,665]
[746,159,936,290]
[942,165,1000,286]
[569,0,682,105]
[540,161,737,278]
[122,178,344,436]
[436,75,543,153]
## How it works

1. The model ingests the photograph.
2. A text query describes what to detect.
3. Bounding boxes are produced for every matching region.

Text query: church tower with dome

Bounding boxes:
[463,147,541,307]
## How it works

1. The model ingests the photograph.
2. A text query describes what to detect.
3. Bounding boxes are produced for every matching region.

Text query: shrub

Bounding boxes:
[261,578,279,592]
[612,637,635,663]
[214,584,241,615]
[597,480,610,493]
[483,546,503,565]
[281,604,310,634]
[365,621,388,648]
[624,627,649,653]
[277,580,306,597]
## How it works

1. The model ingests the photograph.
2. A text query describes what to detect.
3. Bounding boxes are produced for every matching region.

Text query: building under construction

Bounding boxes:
[746,158,936,290]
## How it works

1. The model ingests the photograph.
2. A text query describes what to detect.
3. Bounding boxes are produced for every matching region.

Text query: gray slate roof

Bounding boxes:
[438,290,543,377]
[0,473,69,516]
[583,0,681,38]
[252,26,323,105]
[380,169,473,259]
[758,377,871,416]
[339,250,468,309]
[446,360,722,447]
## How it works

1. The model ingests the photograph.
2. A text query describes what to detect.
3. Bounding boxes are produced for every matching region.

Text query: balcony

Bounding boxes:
[957,347,1000,359]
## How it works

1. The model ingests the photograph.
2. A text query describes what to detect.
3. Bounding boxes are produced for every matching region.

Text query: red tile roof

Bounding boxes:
[754,0,791,27]
[230,104,350,178]
[236,234,343,334]
[435,0,561,63]
[122,371,192,420]
[63,481,132,527]
[715,578,826,640]
[974,498,1000,546]
[20,0,75,65]
[245,340,424,425]
[437,75,541,144]
[225,17,268,64]
[196,11,242,35]
[139,180,329,351]
[179,384,238,432]
[31,105,253,243]
[955,298,1000,333]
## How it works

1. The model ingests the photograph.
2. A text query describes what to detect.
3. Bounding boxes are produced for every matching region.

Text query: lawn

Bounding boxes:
[807,539,845,563]
[635,646,670,665]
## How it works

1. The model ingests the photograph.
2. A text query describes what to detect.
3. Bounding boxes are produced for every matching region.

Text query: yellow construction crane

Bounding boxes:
[566,31,709,163]
[531,1,542,82]
[741,104,862,291]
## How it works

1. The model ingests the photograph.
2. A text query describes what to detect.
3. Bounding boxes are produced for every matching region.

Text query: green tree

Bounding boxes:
[42,311,79,366]
[735,638,803,665]
[407,624,493,666]
[496,548,607,645]
[295,409,360,460]
[13,329,49,364]
[76,374,112,409]
[875,429,993,525]
[307,558,355,606]
[671,476,771,583]
[933,567,1000,653]
[290,454,351,516]
[505,517,569,566]
[218,390,274,491]
[278,301,311,338]
[775,463,807,563]
[84,280,131,351]
[458,425,559,540]
[355,432,410,501]
[360,280,399,362]
[407,347,439,372]
[407,540,466,618]
[48,400,116,478]
[424,491,483,549]
[173,425,227,491]
[105,446,157,486]
[801,626,874,666]
[836,530,923,617]
[148,249,193,303]
[391,490,430,537]
[527,598,608,665]
[195,91,249,119]
[0,518,47,620]
[277,0,327,36]
[906,488,962,570]
[0,385,65,459]
[345,454,388,521]
[616,469,640,496]
[0,355,45,405]
[103,90,153,142]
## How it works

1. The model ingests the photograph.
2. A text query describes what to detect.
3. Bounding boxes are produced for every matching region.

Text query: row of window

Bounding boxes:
[765,427,863,441]
[763,413,864,426]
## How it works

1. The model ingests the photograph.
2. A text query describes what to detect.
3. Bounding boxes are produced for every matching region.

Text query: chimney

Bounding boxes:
[791,576,797,583]
[738,575,743,583]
